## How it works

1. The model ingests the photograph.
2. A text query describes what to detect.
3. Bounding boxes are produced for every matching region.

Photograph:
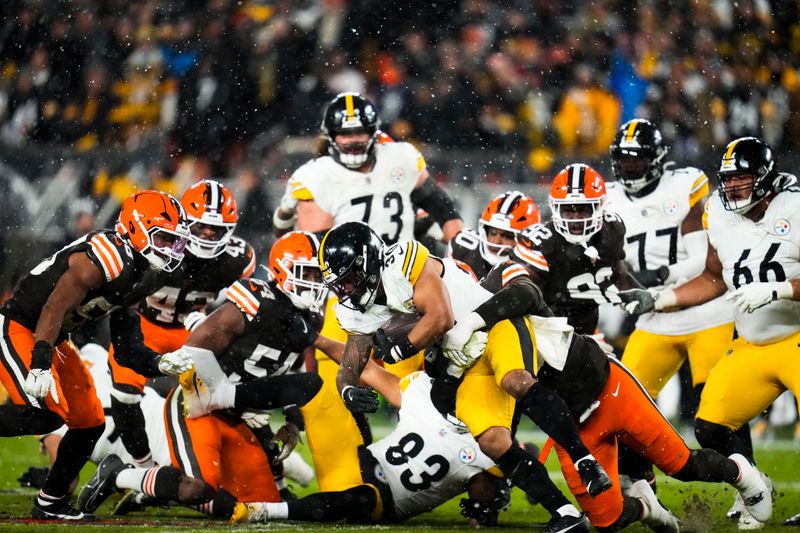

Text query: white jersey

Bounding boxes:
[706,189,800,344]
[336,240,492,335]
[367,372,495,520]
[52,343,171,466]
[607,166,733,335]
[288,142,425,245]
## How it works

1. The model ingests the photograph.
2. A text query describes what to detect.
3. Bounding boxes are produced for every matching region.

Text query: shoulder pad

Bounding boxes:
[385,240,430,284]
[514,224,553,272]
[224,237,257,278]
[226,278,274,321]
[86,230,134,282]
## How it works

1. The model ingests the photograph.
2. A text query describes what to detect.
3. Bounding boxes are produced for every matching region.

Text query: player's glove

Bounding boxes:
[444,330,487,368]
[271,421,302,464]
[18,466,49,489]
[25,341,58,402]
[618,288,676,315]
[631,265,670,288]
[372,328,417,364]
[341,385,379,413]
[183,311,207,332]
[241,410,271,429]
[460,498,498,526]
[725,281,793,314]
[158,349,194,376]
[442,312,486,352]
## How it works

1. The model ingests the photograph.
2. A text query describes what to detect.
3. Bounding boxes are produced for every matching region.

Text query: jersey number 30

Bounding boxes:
[385,432,450,492]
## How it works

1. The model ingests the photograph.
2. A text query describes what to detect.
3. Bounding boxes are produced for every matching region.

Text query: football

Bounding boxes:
[380,312,421,342]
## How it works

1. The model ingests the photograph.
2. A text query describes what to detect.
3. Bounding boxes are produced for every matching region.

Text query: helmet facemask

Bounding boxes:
[327,129,376,169]
[549,197,605,244]
[611,146,667,193]
[718,171,767,214]
[322,244,383,312]
[187,218,236,258]
[140,224,189,272]
[478,219,519,265]
[276,257,328,312]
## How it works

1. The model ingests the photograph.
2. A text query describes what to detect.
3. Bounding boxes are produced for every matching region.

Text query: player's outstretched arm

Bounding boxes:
[409,259,455,347]
[336,334,379,413]
[411,175,463,243]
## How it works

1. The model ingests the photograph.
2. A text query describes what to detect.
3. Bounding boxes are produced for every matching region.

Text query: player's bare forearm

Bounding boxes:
[295,200,335,233]
[336,334,373,392]
[186,302,245,354]
[313,335,345,362]
[410,261,455,348]
[613,260,642,290]
[361,360,401,408]
[441,219,464,243]
[673,245,726,306]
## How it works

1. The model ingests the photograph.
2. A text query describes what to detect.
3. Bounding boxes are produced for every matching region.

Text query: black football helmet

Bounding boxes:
[321,92,380,169]
[717,137,778,214]
[610,119,669,194]
[319,221,385,312]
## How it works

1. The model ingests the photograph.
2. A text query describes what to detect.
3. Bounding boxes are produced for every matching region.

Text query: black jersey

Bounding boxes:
[481,261,609,417]
[448,228,492,280]
[138,236,256,327]
[219,278,322,382]
[513,216,626,334]
[0,230,161,337]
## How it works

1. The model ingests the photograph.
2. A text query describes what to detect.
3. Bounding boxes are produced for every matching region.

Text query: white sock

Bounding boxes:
[263,502,289,519]
[116,466,161,496]
[557,503,581,518]
[213,381,236,409]
[573,454,595,470]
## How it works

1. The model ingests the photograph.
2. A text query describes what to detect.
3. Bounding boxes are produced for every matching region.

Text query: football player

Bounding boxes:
[621,137,799,527]
[608,119,734,410]
[272,92,464,489]
[445,248,773,531]
[231,371,504,526]
[512,163,636,335]
[319,221,622,533]
[449,190,540,280]
[0,191,194,520]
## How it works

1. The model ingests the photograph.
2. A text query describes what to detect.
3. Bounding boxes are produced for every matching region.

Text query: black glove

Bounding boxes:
[341,385,379,413]
[372,329,417,364]
[18,466,49,488]
[631,265,669,288]
[460,498,497,526]
[618,288,657,315]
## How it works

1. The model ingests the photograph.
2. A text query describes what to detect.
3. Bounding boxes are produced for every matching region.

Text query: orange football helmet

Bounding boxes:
[181,179,239,258]
[116,190,190,272]
[269,231,328,312]
[548,164,607,244]
[479,191,540,264]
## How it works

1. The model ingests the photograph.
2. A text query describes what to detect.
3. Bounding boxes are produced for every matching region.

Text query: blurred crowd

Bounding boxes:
[1,0,799,177]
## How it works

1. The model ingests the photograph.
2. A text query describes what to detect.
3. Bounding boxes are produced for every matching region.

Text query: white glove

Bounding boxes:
[444,330,487,367]
[183,311,207,332]
[725,282,793,314]
[24,368,58,402]
[588,333,614,354]
[158,349,194,376]
[442,312,486,352]
[241,410,271,429]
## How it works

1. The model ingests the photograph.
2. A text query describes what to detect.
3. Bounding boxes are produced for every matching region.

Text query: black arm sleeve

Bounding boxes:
[410,178,461,226]
[109,308,162,378]
[474,278,553,328]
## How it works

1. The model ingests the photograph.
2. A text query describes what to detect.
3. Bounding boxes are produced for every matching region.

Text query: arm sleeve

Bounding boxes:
[410,178,461,226]
[474,277,553,328]
[665,230,709,284]
[109,309,162,378]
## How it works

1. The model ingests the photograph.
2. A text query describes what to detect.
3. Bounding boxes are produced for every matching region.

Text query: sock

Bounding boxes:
[574,454,596,469]
[116,467,157,494]
[496,445,570,516]
[36,490,64,507]
[734,423,755,464]
[557,504,581,518]
[671,449,739,483]
[116,466,184,500]
[518,383,591,463]
[110,396,151,462]
[695,418,749,458]
[42,424,105,497]
[617,442,655,484]
[259,502,289,519]
[286,485,376,522]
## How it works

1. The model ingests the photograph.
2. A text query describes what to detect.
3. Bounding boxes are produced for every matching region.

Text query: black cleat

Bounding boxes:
[785,512,800,526]
[577,458,613,497]
[32,496,95,521]
[112,490,164,515]
[77,454,130,513]
[543,512,591,533]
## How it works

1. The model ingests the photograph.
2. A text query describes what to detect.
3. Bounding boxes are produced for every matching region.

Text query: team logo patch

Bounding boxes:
[391,167,405,184]
[459,446,476,464]
[663,200,679,216]
[774,218,791,236]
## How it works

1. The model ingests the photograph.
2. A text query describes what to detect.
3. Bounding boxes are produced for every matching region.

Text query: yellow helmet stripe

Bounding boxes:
[345,94,355,121]
[624,120,639,142]
[724,139,741,160]
[318,230,331,274]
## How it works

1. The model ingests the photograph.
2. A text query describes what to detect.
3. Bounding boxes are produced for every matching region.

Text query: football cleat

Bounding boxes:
[784,512,800,526]
[230,502,267,524]
[576,457,613,497]
[738,508,764,530]
[629,479,680,532]
[179,369,212,418]
[32,495,95,521]
[77,454,131,513]
[730,454,772,523]
[543,511,590,533]
[727,491,745,520]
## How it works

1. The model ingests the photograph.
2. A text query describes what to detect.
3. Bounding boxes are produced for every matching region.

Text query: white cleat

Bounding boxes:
[730,454,772,523]
[179,369,213,418]
[738,509,764,530]
[728,491,745,520]
[230,502,267,524]
[629,479,680,533]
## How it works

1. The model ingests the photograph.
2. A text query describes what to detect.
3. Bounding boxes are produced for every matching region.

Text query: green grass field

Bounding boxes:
[0,426,797,532]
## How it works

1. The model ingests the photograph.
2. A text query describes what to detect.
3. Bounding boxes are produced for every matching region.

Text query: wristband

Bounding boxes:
[31,341,53,370]
[393,336,418,361]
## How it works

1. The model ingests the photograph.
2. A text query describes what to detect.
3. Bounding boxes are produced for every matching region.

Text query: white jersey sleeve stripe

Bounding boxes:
[514,244,549,272]
[227,282,259,320]
[90,235,123,281]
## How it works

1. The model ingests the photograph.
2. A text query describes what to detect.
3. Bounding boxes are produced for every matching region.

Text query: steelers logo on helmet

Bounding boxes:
[549,164,607,244]
[319,221,385,312]
[322,92,381,170]
[269,231,328,312]
[478,191,540,265]
[717,137,778,214]
[610,119,669,194]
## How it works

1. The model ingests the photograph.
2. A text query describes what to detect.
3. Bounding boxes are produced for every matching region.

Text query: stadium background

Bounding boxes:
[0,0,798,528]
